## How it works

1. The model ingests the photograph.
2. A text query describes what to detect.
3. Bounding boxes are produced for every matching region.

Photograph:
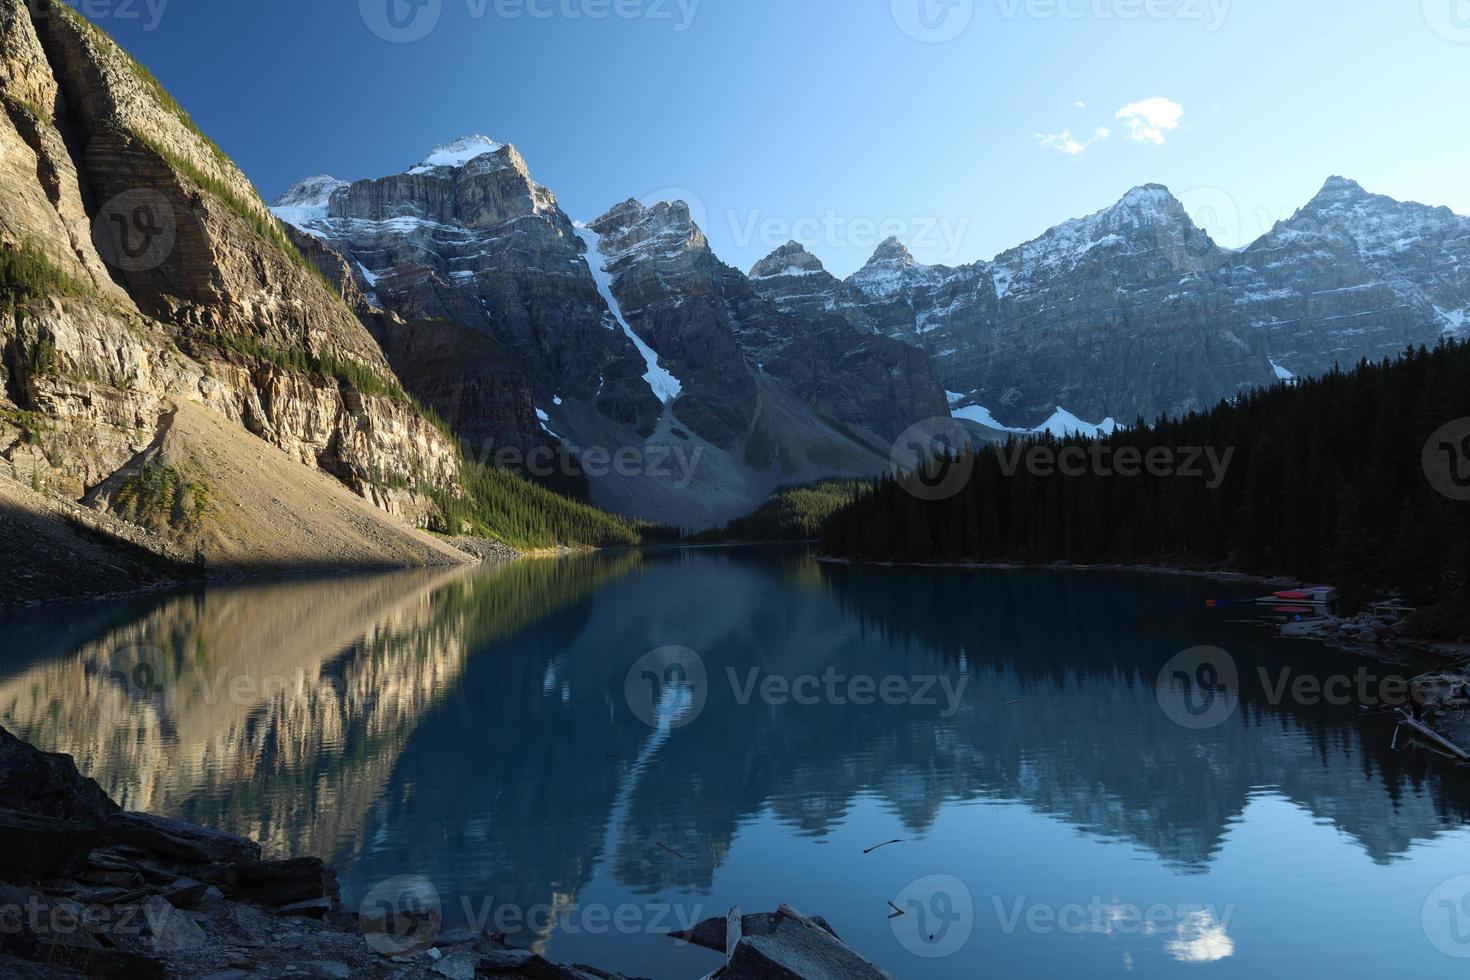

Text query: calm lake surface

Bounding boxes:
[4,548,1470,977]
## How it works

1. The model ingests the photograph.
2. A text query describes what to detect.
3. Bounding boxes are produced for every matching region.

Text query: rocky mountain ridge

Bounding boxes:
[750,178,1470,428]
[276,144,950,527]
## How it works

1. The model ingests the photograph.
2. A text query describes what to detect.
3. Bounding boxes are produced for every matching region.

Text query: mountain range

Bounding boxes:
[273,137,948,527]
[770,176,1470,426]
[275,142,1470,525]
[3,0,1466,574]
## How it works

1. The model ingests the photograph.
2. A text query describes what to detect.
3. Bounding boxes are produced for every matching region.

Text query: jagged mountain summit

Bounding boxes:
[272,135,663,440]
[275,144,949,527]
[748,179,1470,430]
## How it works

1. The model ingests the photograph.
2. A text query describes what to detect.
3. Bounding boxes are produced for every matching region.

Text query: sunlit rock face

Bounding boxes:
[0,0,466,549]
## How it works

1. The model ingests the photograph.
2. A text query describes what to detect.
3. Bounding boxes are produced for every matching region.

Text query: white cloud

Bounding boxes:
[1074,101,1087,109]
[1035,127,1111,157]
[1116,97,1184,145]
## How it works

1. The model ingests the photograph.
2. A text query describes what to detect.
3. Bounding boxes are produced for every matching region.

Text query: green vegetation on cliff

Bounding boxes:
[427,460,652,550]
[0,241,89,312]
[697,480,863,542]
[113,462,210,533]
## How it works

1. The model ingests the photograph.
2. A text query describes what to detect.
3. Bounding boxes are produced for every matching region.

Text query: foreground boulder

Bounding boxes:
[671,905,892,980]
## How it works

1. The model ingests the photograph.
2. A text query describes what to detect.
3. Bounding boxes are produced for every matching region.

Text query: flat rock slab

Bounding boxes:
[104,811,261,865]
[729,920,890,980]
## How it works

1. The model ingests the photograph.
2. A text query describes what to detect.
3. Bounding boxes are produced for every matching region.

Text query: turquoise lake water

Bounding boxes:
[4,547,1470,977]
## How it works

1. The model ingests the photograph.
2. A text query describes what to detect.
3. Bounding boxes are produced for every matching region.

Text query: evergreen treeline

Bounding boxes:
[821,340,1470,634]
[693,480,864,542]
[427,459,658,550]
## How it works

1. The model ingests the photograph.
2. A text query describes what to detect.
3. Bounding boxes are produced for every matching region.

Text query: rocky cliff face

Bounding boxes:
[764,181,1470,428]
[1222,176,1470,374]
[273,136,662,443]
[277,150,951,527]
[0,0,469,564]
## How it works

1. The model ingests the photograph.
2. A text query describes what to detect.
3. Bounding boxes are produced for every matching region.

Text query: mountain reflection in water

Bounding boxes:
[3,548,1470,979]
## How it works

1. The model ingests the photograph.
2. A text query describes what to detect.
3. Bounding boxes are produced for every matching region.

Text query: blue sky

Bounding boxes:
[88,0,1470,277]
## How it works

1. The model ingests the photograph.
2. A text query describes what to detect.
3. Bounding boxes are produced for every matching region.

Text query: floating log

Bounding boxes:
[1397,710,1470,760]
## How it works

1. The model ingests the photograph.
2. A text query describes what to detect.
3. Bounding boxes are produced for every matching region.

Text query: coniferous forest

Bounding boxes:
[821,340,1470,632]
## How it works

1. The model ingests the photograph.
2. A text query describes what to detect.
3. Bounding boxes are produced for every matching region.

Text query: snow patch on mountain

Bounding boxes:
[1437,306,1468,335]
[271,176,347,231]
[952,404,1029,433]
[574,223,684,404]
[535,407,562,439]
[410,136,504,173]
[1035,407,1119,438]
[952,403,1117,438]
[1269,359,1297,382]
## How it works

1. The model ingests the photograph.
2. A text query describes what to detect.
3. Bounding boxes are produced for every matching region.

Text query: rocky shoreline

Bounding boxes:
[817,555,1470,661]
[0,728,617,979]
[0,728,890,979]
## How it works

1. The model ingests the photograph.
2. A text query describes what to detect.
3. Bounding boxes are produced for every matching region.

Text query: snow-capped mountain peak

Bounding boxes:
[849,237,936,300]
[1108,183,1188,223]
[750,241,827,280]
[869,236,917,265]
[1317,174,1367,197]
[410,135,504,173]
[587,198,707,269]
